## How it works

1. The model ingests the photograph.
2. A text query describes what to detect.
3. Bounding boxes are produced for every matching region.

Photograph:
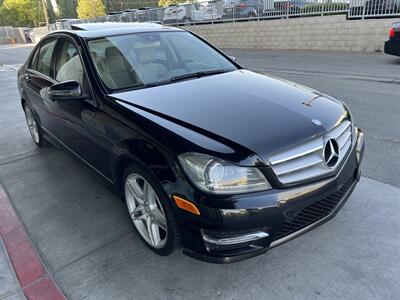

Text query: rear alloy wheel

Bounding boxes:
[124,164,181,255]
[23,104,43,147]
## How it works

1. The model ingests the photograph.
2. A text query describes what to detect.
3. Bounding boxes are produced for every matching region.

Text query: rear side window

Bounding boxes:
[28,47,40,70]
[36,38,57,77]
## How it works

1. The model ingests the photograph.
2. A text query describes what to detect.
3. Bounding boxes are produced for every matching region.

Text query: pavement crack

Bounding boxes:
[0,152,40,167]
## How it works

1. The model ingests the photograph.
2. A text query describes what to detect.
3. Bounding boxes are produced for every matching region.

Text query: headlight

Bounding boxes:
[178,153,271,194]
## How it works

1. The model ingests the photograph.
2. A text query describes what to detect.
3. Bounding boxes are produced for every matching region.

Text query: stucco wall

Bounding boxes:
[184,15,400,52]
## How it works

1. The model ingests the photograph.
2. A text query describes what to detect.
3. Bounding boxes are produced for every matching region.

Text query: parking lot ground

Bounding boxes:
[0,46,400,299]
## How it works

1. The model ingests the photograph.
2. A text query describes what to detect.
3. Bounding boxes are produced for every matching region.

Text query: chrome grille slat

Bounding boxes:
[327,121,351,140]
[278,165,331,184]
[270,120,352,185]
[274,153,323,176]
[340,137,351,154]
[337,130,351,148]
[269,138,323,165]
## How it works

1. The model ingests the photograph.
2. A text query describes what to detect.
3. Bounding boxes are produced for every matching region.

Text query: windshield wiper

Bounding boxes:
[128,69,232,90]
[169,69,231,82]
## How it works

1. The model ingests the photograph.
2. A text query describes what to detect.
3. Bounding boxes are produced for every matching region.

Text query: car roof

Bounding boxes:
[57,22,184,39]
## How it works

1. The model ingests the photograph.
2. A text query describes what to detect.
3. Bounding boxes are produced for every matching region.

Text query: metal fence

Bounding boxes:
[51,0,398,30]
[348,0,400,18]
[0,26,32,45]
[0,27,15,45]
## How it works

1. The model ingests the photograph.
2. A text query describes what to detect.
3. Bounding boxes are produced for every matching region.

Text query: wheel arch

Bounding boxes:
[110,139,179,196]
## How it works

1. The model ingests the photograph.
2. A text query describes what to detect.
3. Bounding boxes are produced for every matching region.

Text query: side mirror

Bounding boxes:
[48,80,86,101]
[228,55,237,62]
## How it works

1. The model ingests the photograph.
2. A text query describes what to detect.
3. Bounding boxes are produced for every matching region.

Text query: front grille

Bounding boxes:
[272,177,354,241]
[269,120,352,185]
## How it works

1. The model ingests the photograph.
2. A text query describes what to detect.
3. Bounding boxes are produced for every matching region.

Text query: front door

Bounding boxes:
[46,36,113,181]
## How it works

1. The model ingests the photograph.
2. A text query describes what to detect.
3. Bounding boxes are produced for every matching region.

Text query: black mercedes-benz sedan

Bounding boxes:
[17,23,364,263]
[384,22,400,57]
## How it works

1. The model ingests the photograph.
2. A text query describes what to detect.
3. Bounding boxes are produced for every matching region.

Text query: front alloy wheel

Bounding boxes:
[126,174,168,248]
[123,164,181,255]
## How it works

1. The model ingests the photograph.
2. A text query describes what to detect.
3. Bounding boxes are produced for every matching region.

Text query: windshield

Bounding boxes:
[88,31,237,91]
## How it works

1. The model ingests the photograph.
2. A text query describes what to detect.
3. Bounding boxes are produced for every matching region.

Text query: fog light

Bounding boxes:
[203,231,269,246]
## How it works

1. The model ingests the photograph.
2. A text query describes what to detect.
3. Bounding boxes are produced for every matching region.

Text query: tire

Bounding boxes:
[123,162,181,256]
[23,103,46,147]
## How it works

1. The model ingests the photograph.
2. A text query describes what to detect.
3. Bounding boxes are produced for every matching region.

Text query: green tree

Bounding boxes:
[76,0,105,19]
[46,0,56,23]
[58,0,77,19]
[158,0,186,7]
[1,0,46,27]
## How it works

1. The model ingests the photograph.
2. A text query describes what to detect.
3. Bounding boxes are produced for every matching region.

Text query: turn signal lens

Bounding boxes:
[173,196,200,215]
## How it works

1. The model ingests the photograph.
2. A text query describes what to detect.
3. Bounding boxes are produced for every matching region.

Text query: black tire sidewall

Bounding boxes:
[23,103,44,148]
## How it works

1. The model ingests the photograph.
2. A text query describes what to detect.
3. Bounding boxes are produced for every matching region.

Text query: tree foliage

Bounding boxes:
[58,0,77,19]
[0,0,46,27]
[76,0,106,19]
[158,0,187,7]
[109,0,158,10]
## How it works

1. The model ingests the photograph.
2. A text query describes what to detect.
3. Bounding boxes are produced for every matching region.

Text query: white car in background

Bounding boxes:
[162,3,207,24]
[202,0,224,20]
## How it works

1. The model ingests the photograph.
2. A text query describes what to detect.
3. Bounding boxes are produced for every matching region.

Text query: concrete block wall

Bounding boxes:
[184,15,400,52]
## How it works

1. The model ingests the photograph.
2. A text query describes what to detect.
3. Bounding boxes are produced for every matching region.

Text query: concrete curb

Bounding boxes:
[0,184,66,300]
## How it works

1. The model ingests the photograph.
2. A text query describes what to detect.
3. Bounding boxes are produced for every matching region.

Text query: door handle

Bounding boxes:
[25,75,31,82]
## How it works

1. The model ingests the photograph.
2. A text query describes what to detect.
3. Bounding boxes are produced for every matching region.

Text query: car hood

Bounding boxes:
[113,70,348,165]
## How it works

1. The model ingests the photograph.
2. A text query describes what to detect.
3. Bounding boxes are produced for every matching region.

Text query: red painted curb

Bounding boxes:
[24,277,66,300]
[0,184,66,299]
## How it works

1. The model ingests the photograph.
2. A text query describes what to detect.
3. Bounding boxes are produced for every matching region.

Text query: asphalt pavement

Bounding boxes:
[0,45,399,300]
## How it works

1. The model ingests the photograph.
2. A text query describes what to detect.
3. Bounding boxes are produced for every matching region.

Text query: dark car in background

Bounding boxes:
[223,0,265,19]
[17,23,364,263]
[136,7,162,22]
[364,0,400,14]
[274,0,317,14]
[384,22,400,57]
[23,28,33,43]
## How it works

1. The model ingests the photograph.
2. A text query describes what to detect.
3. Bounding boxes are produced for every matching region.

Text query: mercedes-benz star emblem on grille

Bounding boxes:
[323,139,340,168]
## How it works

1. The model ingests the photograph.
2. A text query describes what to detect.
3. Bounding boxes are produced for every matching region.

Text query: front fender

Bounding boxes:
[110,138,178,196]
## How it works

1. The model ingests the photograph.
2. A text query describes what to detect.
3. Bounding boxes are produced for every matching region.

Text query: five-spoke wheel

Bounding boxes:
[125,174,168,249]
[123,164,180,255]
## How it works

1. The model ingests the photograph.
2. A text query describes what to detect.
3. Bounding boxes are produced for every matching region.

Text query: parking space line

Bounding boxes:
[0,183,66,299]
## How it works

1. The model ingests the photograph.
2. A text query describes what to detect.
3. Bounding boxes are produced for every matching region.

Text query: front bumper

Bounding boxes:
[178,130,365,263]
